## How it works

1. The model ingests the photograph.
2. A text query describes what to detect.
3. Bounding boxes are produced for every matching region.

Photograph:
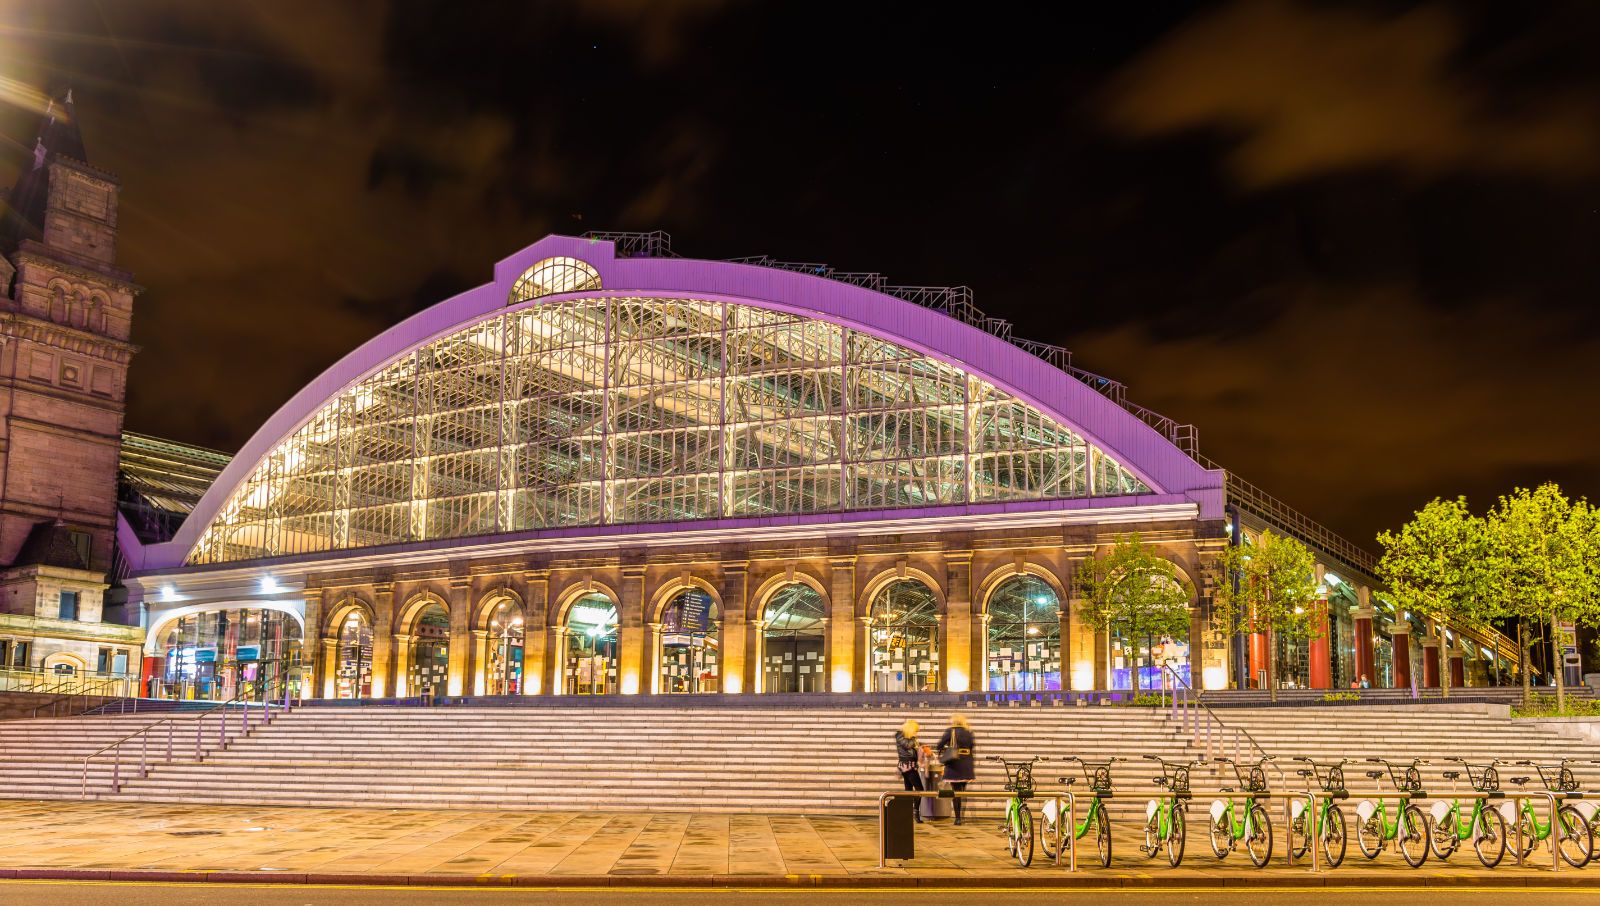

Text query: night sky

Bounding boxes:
[2,0,1598,551]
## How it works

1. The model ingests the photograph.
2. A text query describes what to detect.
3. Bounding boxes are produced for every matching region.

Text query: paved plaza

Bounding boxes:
[0,799,1591,888]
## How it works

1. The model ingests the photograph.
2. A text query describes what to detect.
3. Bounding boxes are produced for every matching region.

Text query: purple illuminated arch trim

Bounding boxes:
[133,235,1223,571]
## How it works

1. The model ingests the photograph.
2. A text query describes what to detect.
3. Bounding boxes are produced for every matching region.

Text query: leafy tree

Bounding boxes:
[1077,535,1194,695]
[1376,496,1494,699]
[1483,484,1600,710]
[1212,529,1317,701]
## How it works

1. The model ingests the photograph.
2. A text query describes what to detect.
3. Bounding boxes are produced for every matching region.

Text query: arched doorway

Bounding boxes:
[1109,575,1191,691]
[658,588,720,693]
[986,574,1061,691]
[564,593,618,695]
[408,602,450,697]
[485,599,525,695]
[335,609,373,699]
[762,583,826,693]
[159,608,305,702]
[869,579,940,692]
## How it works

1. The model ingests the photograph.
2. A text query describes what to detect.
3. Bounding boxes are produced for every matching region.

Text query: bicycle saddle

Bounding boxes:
[1364,770,1384,780]
[1219,787,1235,793]
[1295,769,1313,778]
[1442,771,1461,780]
[1509,777,1530,786]
[1153,778,1168,786]
[1060,776,1077,785]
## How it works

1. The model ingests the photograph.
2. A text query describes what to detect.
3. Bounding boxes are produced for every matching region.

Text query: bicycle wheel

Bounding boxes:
[1039,807,1058,861]
[1167,805,1186,867]
[1322,804,1348,869]
[1143,807,1161,860]
[1015,805,1034,868]
[1513,810,1537,862]
[1356,810,1384,860]
[1398,804,1430,868]
[1094,803,1113,868]
[1556,805,1592,868]
[1208,809,1232,859]
[1288,810,1309,860]
[1431,808,1459,860]
[1473,805,1506,869]
[1245,803,1273,868]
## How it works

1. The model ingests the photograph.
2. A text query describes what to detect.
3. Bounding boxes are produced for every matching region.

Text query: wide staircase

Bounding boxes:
[2,701,1596,817]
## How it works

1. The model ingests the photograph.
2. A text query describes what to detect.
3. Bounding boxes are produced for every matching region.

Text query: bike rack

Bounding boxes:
[1301,789,1566,873]
[877,790,1077,870]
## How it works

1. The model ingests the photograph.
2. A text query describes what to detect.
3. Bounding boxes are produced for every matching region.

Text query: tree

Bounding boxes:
[1212,529,1317,701]
[1376,497,1493,699]
[1484,484,1600,710]
[1076,535,1194,695]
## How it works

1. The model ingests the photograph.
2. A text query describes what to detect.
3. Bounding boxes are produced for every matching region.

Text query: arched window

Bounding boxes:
[157,608,305,702]
[869,579,940,692]
[485,599,526,695]
[658,588,720,693]
[408,603,450,697]
[761,583,826,693]
[985,574,1061,692]
[1110,575,1191,691]
[563,593,618,694]
[336,611,373,699]
[509,257,601,303]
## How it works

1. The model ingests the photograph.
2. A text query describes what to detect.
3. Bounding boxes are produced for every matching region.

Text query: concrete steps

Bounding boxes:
[2,702,1594,816]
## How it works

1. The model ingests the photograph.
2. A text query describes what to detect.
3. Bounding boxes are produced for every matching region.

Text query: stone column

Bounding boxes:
[320,638,338,699]
[944,552,973,693]
[721,562,748,695]
[1422,637,1441,688]
[1391,624,1412,689]
[1352,599,1376,687]
[859,615,874,692]
[301,588,323,699]
[1248,630,1269,689]
[391,633,414,697]
[370,584,395,698]
[525,570,550,695]
[447,577,472,696]
[817,617,830,695]
[548,626,566,695]
[975,613,992,693]
[828,557,856,692]
[618,565,647,694]
[472,629,490,696]
[647,622,664,695]
[1058,601,1073,693]
[747,620,766,694]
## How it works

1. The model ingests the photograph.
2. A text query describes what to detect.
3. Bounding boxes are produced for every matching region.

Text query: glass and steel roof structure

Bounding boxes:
[141,235,1223,571]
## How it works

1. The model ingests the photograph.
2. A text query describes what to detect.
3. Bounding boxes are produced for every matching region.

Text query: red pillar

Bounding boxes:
[141,655,163,698]
[1391,627,1411,689]
[1422,639,1441,688]
[1449,651,1466,687]
[1352,606,1375,687]
[1248,632,1268,688]
[1309,599,1332,689]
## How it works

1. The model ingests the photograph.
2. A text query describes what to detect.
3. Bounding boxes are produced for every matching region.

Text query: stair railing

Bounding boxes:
[1161,664,1275,772]
[80,683,289,798]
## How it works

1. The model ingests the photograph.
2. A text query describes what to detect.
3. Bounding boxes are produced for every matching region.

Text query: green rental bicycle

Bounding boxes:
[1427,758,1507,868]
[1354,757,1431,867]
[988,756,1043,867]
[1207,755,1275,867]
[1289,757,1349,868]
[1041,756,1120,868]
[1500,759,1592,868]
[1140,755,1199,867]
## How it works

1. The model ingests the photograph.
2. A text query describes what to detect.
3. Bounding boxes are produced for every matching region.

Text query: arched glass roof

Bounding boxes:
[187,295,1150,565]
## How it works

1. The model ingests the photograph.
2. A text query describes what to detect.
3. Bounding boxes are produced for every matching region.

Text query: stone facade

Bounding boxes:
[266,513,1230,699]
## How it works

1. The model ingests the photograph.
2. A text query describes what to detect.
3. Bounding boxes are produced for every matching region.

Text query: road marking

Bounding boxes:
[0,880,1578,894]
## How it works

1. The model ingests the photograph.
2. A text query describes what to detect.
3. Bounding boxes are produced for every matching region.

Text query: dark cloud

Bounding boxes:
[1,0,1598,550]
[1102,0,1600,187]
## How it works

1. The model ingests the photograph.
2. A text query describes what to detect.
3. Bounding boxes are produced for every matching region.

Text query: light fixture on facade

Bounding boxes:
[259,576,282,594]
[1324,572,1342,587]
[160,584,178,602]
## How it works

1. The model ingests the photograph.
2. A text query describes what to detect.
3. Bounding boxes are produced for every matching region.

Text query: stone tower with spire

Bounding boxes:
[0,87,138,637]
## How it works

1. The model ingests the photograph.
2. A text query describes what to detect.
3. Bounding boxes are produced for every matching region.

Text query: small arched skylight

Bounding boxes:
[509,257,602,304]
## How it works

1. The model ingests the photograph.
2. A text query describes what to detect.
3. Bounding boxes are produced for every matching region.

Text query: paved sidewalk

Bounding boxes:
[0,800,1591,887]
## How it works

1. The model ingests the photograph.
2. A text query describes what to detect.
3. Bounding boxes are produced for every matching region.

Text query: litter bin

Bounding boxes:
[883,795,917,860]
[922,762,953,819]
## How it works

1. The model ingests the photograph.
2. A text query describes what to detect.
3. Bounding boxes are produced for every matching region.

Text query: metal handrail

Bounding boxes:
[80,683,289,798]
[1162,664,1274,767]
